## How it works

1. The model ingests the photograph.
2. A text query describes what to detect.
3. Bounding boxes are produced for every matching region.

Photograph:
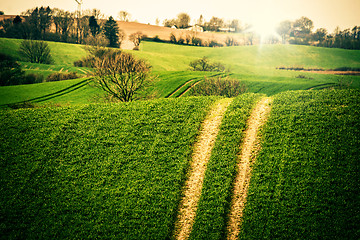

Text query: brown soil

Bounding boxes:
[174,98,233,240]
[300,70,360,75]
[226,97,272,240]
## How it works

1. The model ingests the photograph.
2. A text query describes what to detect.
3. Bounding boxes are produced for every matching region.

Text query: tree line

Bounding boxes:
[163,13,247,33]
[0,7,135,49]
[276,16,360,50]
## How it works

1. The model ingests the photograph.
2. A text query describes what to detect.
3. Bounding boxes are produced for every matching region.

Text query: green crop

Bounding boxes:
[240,89,360,239]
[190,93,263,239]
[0,97,218,239]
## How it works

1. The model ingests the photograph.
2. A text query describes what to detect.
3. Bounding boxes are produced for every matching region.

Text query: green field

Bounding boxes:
[1,38,360,106]
[0,97,217,239]
[1,36,360,239]
[240,89,360,239]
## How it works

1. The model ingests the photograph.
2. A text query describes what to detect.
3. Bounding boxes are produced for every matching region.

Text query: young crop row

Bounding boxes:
[0,97,218,239]
[189,93,264,239]
[239,89,360,239]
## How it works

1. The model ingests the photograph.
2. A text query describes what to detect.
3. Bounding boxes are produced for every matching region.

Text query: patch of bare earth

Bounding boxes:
[300,70,360,75]
[226,97,272,240]
[174,98,233,240]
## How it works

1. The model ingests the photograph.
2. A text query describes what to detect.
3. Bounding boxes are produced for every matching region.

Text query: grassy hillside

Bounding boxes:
[240,89,360,239]
[1,89,359,239]
[1,38,359,106]
[0,97,217,239]
[0,38,87,65]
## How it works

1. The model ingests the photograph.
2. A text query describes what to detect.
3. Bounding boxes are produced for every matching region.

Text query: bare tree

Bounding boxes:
[276,20,292,44]
[118,11,131,22]
[93,50,151,102]
[129,31,145,47]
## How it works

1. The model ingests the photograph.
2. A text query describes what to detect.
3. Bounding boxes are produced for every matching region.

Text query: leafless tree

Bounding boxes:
[93,50,151,102]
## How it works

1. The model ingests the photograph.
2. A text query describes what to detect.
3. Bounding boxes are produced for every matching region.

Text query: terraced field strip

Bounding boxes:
[174,98,233,240]
[167,79,195,98]
[178,81,202,98]
[226,97,272,240]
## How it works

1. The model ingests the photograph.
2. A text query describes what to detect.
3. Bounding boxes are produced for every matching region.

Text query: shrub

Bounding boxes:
[19,40,53,64]
[152,35,161,42]
[189,56,226,72]
[192,37,202,46]
[209,39,223,47]
[189,76,247,97]
[46,72,79,82]
[22,73,44,84]
[170,33,177,43]
[129,31,145,47]
[225,36,239,46]
[0,53,24,86]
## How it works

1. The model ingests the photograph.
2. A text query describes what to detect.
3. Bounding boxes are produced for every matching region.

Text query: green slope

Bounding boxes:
[1,38,359,106]
[240,89,360,239]
[0,97,217,239]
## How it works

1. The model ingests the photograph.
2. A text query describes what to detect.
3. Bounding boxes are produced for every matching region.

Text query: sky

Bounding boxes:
[1,0,360,37]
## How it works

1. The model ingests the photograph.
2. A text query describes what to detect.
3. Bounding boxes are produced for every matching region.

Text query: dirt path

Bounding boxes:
[226,97,272,240]
[174,98,233,240]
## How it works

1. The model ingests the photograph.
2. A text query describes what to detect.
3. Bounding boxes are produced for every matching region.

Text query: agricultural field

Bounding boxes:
[0,96,217,239]
[1,37,360,107]
[1,33,360,239]
[240,89,360,239]
[190,93,263,239]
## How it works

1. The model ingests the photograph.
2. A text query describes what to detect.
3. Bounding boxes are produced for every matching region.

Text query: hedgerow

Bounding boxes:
[0,97,217,239]
[240,89,360,239]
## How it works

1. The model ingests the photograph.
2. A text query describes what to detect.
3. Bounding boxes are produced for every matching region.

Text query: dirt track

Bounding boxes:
[174,98,233,240]
[226,97,272,240]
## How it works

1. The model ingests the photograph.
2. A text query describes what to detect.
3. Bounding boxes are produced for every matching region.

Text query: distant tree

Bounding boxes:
[189,56,226,72]
[230,19,243,33]
[197,15,204,27]
[0,11,4,15]
[294,16,314,35]
[276,20,292,44]
[129,31,145,47]
[19,40,53,64]
[204,17,224,32]
[13,16,22,24]
[163,18,176,28]
[89,16,100,36]
[155,18,160,26]
[177,13,190,29]
[52,10,74,42]
[312,28,328,42]
[104,16,120,48]
[118,11,131,22]
[38,6,52,39]
[92,49,152,102]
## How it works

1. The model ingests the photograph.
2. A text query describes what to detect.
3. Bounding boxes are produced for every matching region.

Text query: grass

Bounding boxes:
[1,38,360,106]
[189,93,263,239]
[0,38,87,65]
[0,96,218,239]
[0,78,103,107]
[239,89,360,239]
